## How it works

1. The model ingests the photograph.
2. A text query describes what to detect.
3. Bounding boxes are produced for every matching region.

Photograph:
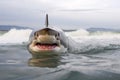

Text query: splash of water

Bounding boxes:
[0,28,32,45]
[66,29,120,53]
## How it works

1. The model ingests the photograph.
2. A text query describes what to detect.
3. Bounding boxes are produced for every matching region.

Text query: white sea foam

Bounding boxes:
[0,28,32,44]
[66,29,89,37]
[65,29,120,53]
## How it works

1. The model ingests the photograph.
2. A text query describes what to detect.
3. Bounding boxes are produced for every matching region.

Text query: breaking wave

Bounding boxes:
[66,29,120,53]
[0,28,32,45]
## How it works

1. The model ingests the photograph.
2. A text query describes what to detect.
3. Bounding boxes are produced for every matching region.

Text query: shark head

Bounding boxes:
[28,14,68,57]
[28,27,67,57]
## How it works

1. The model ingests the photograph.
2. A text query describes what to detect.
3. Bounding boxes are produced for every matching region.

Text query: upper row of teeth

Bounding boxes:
[36,43,58,45]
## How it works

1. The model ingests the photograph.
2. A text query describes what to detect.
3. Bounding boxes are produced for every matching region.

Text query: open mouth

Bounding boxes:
[35,42,59,50]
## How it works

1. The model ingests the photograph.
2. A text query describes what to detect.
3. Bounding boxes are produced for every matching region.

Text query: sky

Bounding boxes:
[0,0,120,29]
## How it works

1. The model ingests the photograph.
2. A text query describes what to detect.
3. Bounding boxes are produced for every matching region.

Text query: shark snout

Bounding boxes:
[37,35,57,43]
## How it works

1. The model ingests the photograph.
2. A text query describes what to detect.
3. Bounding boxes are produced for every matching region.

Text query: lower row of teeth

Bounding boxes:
[37,45,56,49]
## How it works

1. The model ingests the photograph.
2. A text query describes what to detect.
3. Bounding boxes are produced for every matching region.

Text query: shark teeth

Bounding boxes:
[35,43,58,50]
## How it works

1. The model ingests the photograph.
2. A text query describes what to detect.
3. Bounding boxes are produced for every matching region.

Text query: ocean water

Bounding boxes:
[0,28,120,80]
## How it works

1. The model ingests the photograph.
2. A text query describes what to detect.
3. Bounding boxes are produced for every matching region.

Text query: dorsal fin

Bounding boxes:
[45,14,49,27]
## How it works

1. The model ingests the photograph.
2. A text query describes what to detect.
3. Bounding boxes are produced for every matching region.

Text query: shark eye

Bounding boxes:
[34,32,36,36]
[55,33,60,40]
[55,33,60,37]
[34,32,39,37]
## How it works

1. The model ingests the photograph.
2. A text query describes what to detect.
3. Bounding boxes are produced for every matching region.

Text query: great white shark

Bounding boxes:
[28,14,75,58]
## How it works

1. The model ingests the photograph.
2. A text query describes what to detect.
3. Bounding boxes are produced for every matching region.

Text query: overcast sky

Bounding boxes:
[0,0,120,29]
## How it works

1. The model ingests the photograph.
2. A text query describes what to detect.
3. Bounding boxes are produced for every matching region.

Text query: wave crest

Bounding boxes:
[0,29,32,45]
[66,29,120,53]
